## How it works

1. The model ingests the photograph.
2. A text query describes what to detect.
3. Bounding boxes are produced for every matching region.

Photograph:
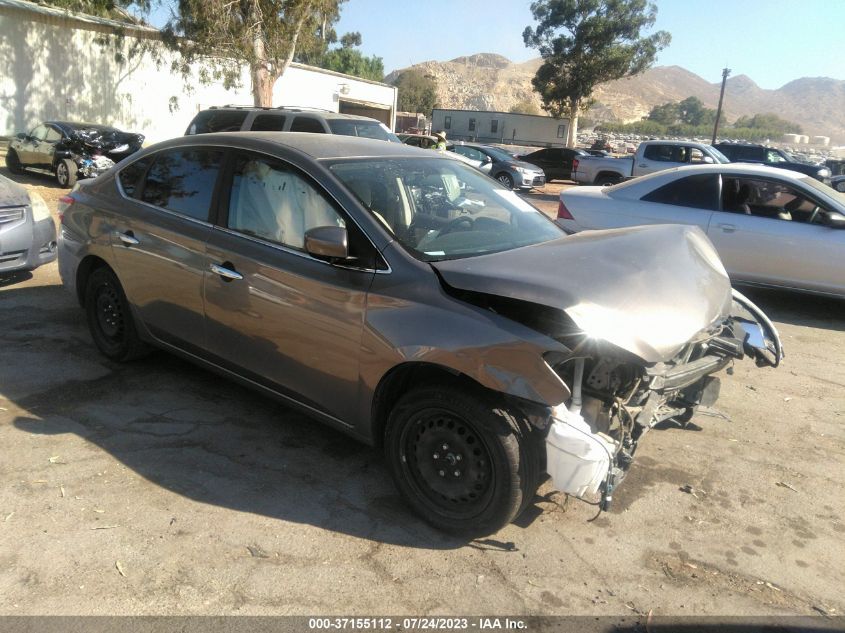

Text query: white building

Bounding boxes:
[430,109,570,148]
[0,0,397,143]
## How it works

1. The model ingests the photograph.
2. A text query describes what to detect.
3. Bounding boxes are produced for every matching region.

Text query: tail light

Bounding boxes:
[57,194,75,223]
[557,199,574,220]
[572,159,579,173]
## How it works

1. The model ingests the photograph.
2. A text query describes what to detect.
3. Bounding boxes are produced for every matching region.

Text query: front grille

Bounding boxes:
[0,250,25,264]
[532,176,545,185]
[0,207,25,226]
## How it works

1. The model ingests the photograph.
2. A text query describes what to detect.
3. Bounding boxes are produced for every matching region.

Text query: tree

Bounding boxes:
[509,99,541,115]
[316,30,384,81]
[733,113,802,134]
[647,101,679,125]
[647,96,716,126]
[392,70,438,114]
[523,0,671,147]
[164,0,346,106]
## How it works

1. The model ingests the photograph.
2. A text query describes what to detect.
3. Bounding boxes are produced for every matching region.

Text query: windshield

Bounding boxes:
[482,146,517,162]
[328,120,401,143]
[800,175,845,204]
[329,157,564,261]
[709,147,731,164]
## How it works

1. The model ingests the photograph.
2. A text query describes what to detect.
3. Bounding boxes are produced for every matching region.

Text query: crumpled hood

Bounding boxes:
[431,224,733,363]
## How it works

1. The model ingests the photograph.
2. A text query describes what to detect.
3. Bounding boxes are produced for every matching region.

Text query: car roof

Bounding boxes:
[199,107,381,122]
[143,131,440,161]
[47,121,118,131]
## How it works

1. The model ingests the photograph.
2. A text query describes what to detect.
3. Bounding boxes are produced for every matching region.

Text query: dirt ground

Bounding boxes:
[1,163,843,618]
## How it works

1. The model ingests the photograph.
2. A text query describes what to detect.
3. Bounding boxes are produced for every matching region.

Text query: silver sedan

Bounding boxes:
[0,174,57,275]
[558,164,845,297]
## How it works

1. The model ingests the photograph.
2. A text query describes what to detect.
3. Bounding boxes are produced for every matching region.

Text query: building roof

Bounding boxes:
[0,0,159,38]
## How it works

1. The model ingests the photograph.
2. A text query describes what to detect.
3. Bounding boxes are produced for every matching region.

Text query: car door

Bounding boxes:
[636,145,691,176]
[39,125,64,169]
[608,173,720,231]
[203,149,376,425]
[18,124,48,166]
[109,147,222,352]
[706,176,845,293]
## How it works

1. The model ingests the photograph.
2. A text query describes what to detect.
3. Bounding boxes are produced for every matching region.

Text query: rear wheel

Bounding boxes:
[385,385,540,535]
[84,267,149,362]
[55,159,77,188]
[595,173,622,186]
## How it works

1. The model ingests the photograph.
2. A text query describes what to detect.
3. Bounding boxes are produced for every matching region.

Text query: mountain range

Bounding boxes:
[385,55,845,143]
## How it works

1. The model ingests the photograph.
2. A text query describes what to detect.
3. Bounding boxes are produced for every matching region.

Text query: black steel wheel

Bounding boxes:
[385,385,540,535]
[5,149,24,174]
[84,267,149,362]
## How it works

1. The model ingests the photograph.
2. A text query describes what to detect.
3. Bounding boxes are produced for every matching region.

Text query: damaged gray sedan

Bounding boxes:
[58,133,781,534]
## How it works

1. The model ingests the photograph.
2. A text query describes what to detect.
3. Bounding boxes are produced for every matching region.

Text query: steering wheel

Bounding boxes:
[807,205,821,225]
[438,215,475,236]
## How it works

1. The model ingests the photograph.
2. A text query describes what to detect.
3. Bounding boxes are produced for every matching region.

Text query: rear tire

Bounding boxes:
[55,159,77,188]
[84,267,149,362]
[5,149,24,174]
[384,385,541,535]
[595,173,622,186]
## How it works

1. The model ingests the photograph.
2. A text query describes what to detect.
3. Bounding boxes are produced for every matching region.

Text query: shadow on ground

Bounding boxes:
[1,281,539,550]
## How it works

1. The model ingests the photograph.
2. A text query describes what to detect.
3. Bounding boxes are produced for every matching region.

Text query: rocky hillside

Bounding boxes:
[386,55,845,142]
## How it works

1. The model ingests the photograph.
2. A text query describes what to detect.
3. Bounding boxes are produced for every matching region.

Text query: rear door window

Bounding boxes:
[641,174,720,210]
[250,114,287,131]
[289,117,326,133]
[186,110,248,134]
[140,148,223,221]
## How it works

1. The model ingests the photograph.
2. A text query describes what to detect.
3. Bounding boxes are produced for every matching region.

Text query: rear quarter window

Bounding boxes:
[641,174,720,210]
[186,110,248,134]
[250,114,287,131]
[117,158,150,198]
[289,117,326,133]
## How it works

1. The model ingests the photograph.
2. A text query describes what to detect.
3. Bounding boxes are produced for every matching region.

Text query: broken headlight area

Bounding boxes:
[77,155,115,178]
[64,128,144,164]
[541,299,781,511]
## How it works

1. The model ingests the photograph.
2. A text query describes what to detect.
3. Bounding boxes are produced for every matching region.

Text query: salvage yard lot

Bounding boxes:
[1,165,843,616]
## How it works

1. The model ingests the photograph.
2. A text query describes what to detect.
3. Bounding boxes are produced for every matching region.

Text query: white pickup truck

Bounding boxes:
[572,140,730,186]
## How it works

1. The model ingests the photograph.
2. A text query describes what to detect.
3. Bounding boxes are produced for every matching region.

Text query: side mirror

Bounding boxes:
[304,226,348,260]
[821,210,845,229]
[702,156,715,164]
[15,133,27,141]
[484,155,492,164]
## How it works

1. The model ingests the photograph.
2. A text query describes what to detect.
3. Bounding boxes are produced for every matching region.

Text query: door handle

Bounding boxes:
[638,163,648,167]
[718,223,736,233]
[117,231,140,246]
[210,262,243,281]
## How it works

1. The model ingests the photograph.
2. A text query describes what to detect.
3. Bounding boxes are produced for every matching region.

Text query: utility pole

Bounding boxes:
[711,67,731,145]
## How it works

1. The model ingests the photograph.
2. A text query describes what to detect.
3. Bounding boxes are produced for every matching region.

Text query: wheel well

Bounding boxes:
[595,171,622,184]
[75,255,111,307]
[370,363,486,448]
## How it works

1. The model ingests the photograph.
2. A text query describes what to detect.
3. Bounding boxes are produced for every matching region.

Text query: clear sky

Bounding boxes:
[333,0,845,89]
[146,0,845,90]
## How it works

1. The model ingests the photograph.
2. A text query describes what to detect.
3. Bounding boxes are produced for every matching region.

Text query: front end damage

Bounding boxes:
[543,288,782,509]
[431,224,782,510]
[61,127,144,180]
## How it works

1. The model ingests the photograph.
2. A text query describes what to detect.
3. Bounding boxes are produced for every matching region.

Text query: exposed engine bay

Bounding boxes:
[62,127,144,178]
[542,289,782,509]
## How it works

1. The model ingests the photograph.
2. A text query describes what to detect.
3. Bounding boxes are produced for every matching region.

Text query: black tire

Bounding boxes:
[5,149,24,175]
[595,173,622,186]
[385,385,541,535]
[496,172,515,189]
[55,159,77,188]
[84,267,149,362]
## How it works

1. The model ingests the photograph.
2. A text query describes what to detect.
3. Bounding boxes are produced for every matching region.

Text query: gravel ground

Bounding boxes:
[1,162,843,618]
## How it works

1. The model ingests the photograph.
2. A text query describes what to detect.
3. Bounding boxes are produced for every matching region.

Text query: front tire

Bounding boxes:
[55,159,77,188]
[5,149,24,174]
[385,385,540,535]
[496,172,515,189]
[84,267,148,362]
